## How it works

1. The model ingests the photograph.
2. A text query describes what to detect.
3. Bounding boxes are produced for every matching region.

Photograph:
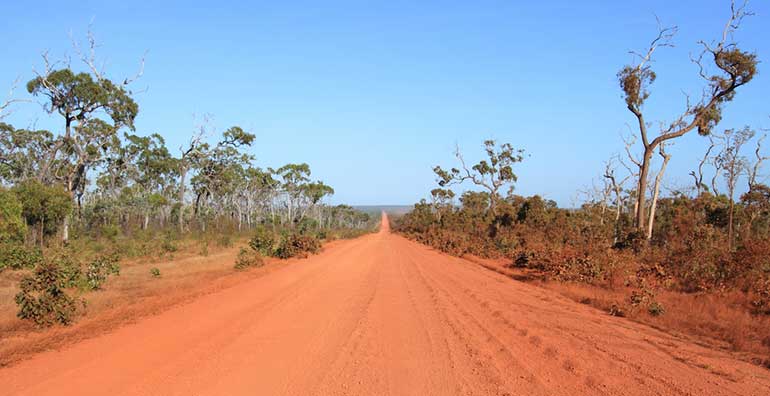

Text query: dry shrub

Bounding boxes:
[511,239,628,287]
[234,248,264,270]
[275,232,321,259]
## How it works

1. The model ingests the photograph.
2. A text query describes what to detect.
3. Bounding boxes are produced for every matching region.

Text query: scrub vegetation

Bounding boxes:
[395,2,770,367]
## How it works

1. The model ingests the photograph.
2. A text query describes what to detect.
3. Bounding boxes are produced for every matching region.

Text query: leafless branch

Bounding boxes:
[71,23,147,90]
[749,133,769,190]
[621,129,642,168]
[689,136,716,195]
[630,15,677,71]
[0,77,30,120]
[71,21,106,80]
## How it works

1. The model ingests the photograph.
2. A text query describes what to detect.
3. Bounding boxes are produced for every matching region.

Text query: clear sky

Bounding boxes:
[1,1,768,206]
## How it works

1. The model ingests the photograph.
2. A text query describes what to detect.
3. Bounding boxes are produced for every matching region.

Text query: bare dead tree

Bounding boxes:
[618,2,757,238]
[177,114,211,232]
[599,174,612,226]
[689,136,716,196]
[604,155,633,243]
[748,133,769,191]
[620,132,643,222]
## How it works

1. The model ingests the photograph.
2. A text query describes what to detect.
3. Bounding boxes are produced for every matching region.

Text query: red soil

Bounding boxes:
[1,214,768,395]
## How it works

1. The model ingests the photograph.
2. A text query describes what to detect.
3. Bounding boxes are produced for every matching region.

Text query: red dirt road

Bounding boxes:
[1,214,769,395]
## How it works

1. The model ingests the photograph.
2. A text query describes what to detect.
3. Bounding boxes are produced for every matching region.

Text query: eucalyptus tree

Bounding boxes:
[433,140,525,215]
[26,55,139,241]
[125,133,176,229]
[618,1,758,237]
[714,126,754,248]
[272,163,311,225]
[176,123,254,231]
[241,166,279,227]
[189,126,255,231]
[300,181,335,226]
[0,124,55,184]
[12,180,71,246]
[430,188,455,223]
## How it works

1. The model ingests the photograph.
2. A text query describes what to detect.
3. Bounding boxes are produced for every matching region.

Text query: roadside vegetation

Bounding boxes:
[395,2,770,368]
[0,31,376,328]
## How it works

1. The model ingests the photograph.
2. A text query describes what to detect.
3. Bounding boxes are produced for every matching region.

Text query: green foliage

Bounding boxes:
[100,223,121,242]
[83,253,121,291]
[0,124,55,184]
[247,226,322,259]
[161,232,179,255]
[249,226,277,256]
[15,260,81,327]
[150,267,161,278]
[617,64,656,109]
[14,248,121,326]
[234,247,263,270]
[0,244,43,272]
[12,180,71,237]
[27,68,138,130]
[433,140,525,213]
[0,187,26,243]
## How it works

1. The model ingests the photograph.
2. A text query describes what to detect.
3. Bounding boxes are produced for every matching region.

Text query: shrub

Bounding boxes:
[275,232,321,259]
[161,232,178,255]
[234,247,263,270]
[83,253,121,291]
[200,240,210,256]
[608,303,626,317]
[48,249,85,289]
[15,260,81,326]
[249,226,277,256]
[100,223,121,241]
[0,244,43,271]
[150,267,161,278]
[751,278,770,315]
[648,301,666,316]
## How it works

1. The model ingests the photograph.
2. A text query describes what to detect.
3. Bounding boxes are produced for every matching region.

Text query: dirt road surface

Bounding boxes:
[1,214,769,395]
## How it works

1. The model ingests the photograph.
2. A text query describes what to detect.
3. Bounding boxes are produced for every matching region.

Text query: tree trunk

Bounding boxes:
[62,215,70,244]
[646,148,671,240]
[728,201,735,249]
[178,166,188,233]
[635,146,654,233]
[237,205,242,231]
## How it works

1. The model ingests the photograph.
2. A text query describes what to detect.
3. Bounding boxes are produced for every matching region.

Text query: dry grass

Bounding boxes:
[465,255,770,370]
[553,283,770,367]
[0,238,289,368]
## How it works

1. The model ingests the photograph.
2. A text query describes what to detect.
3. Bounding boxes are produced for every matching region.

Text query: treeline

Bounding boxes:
[0,32,375,326]
[395,2,770,357]
[0,120,372,246]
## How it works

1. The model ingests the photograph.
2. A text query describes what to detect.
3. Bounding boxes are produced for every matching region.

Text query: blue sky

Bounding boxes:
[1,1,768,205]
